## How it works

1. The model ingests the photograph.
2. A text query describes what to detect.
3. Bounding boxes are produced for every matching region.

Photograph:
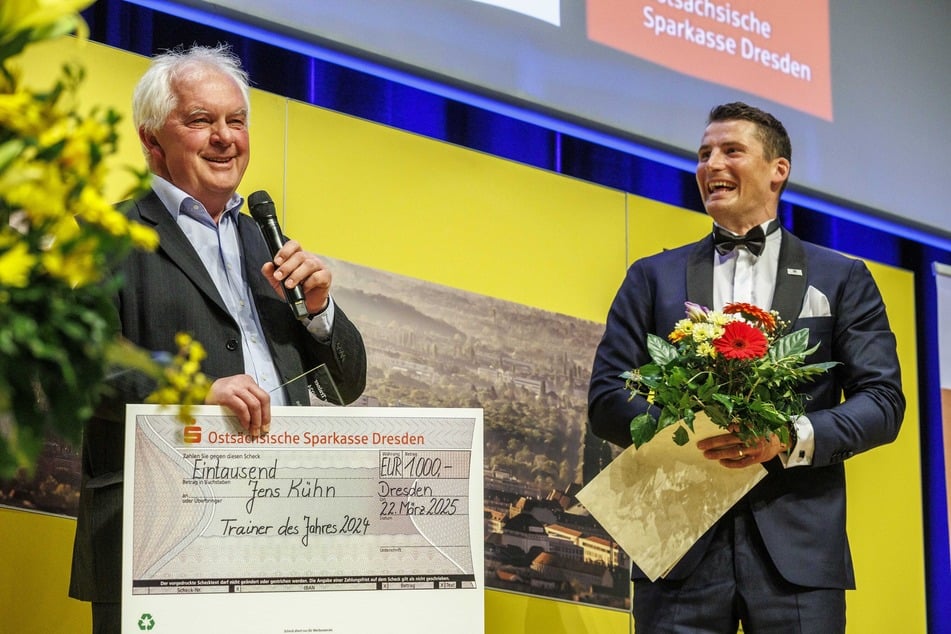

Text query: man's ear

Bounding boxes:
[772,157,790,190]
[139,127,161,152]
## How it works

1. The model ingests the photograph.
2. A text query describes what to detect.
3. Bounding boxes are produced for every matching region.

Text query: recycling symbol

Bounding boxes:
[138,613,156,630]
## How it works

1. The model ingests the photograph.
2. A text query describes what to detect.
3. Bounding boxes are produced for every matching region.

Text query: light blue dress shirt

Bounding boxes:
[152,176,288,405]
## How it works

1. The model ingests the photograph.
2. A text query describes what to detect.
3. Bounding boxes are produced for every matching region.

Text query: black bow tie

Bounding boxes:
[712,222,778,257]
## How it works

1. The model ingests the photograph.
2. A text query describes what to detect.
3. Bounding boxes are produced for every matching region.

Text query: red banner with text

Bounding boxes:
[587,0,832,120]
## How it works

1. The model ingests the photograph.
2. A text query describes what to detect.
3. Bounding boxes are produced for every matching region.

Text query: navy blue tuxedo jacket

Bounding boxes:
[70,191,367,602]
[588,229,904,589]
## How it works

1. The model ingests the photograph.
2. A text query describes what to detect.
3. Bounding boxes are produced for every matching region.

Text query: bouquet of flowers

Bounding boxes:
[0,0,208,477]
[623,301,837,448]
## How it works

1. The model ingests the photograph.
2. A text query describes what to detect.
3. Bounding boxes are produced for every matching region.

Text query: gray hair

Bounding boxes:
[132,44,251,139]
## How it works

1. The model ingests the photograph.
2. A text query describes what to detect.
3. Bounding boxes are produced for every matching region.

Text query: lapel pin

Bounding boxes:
[787,268,803,276]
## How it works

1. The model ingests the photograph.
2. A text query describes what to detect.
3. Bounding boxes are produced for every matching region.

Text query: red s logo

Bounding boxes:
[183,425,202,443]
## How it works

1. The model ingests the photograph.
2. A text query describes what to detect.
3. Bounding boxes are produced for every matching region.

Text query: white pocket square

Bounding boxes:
[798,285,831,318]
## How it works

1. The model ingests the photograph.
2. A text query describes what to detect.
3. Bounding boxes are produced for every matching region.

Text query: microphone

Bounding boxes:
[247,190,309,320]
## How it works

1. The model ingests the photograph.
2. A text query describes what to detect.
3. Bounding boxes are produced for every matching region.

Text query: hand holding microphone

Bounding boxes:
[248,190,331,320]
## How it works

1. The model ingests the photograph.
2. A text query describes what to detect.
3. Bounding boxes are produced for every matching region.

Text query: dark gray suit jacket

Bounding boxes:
[588,229,904,589]
[69,191,367,602]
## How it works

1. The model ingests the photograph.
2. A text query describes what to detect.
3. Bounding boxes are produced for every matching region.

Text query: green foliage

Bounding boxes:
[0,2,208,478]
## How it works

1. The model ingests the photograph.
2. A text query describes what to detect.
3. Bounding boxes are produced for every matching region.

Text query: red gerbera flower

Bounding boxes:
[723,302,777,332]
[713,321,769,360]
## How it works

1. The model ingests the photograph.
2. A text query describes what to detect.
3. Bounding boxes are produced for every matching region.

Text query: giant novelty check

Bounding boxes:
[122,405,484,634]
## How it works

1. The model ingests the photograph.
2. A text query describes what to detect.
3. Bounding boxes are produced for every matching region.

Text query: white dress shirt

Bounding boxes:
[711,220,814,467]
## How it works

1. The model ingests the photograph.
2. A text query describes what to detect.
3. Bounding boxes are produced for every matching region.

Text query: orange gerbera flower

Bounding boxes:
[723,302,777,332]
[713,321,769,360]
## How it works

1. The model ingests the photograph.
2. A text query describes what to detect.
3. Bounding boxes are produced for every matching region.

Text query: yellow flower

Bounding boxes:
[98,206,131,236]
[691,322,720,343]
[47,214,79,242]
[148,333,211,420]
[0,240,37,287]
[58,115,114,178]
[127,222,159,251]
[37,116,70,150]
[669,319,693,342]
[1,161,70,221]
[41,238,100,287]
[0,0,93,47]
[0,92,46,137]
[146,387,177,407]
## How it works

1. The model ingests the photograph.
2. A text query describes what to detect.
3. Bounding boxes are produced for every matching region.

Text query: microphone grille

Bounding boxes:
[247,190,276,221]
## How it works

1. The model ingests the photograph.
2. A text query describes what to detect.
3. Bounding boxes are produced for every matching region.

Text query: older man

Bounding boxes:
[70,45,366,633]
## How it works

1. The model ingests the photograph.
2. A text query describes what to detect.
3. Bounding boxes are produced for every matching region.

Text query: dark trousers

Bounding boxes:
[91,602,120,634]
[632,506,845,634]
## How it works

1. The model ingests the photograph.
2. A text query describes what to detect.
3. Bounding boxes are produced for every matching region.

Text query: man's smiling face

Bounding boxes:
[144,65,250,219]
[695,118,789,234]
